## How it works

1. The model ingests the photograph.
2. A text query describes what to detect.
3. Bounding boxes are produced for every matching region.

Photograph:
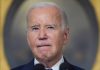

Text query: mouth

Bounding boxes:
[37,44,51,48]
[36,44,52,54]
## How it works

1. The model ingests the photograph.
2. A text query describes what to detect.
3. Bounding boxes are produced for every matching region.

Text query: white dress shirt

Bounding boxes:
[34,56,64,70]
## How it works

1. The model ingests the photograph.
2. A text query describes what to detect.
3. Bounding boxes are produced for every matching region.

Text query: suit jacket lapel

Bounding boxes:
[25,59,34,70]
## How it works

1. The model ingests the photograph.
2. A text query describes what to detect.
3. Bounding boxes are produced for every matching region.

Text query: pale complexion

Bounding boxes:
[27,6,68,68]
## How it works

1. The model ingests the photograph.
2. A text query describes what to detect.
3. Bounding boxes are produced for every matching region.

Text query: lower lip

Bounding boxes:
[38,46,51,51]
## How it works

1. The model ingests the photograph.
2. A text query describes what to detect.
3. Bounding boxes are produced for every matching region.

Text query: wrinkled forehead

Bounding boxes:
[28,6,61,19]
[27,6,62,26]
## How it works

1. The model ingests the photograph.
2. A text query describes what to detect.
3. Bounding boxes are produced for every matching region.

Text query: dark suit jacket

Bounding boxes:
[11,58,84,70]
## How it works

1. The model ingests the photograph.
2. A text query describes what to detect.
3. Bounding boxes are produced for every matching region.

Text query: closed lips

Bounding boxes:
[37,44,51,47]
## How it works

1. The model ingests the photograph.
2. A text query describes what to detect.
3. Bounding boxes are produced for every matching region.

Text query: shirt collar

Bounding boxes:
[34,56,64,70]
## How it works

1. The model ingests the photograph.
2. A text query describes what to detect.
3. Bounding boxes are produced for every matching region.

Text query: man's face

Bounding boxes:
[27,7,68,61]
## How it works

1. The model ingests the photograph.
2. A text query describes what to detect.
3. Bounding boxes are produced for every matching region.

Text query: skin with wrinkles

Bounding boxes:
[27,6,69,68]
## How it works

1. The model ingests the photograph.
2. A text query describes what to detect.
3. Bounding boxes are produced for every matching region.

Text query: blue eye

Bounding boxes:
[48,26,55,29]
[32,27,39,30]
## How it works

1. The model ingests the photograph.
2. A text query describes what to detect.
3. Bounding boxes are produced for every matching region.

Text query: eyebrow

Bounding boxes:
[29,23,59,28]
[32,25,39,27]
[45,24,57,27]
[30,24,40,28]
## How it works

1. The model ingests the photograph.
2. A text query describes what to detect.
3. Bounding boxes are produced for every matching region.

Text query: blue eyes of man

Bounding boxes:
[32,26,55,31]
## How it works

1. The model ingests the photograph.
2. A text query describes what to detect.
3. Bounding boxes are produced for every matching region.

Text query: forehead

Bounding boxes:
[28,6,61,20]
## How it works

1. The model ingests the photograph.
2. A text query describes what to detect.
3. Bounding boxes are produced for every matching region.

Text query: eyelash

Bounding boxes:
[47,26,55,29]
[32,27,39,30]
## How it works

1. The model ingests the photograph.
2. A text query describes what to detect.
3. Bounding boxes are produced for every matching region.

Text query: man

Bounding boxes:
[12,2,84,70]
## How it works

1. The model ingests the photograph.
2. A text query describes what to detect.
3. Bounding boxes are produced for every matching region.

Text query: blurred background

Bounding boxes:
[0,0,100,70]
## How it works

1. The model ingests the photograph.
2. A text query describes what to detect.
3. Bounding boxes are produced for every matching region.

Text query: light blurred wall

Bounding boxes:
[91,0,100,70]
[0,0,12,70]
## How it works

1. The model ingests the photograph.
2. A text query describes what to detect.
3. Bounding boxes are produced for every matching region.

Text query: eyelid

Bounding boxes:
[47,26,55,28]
[31,25,39,30]
[47,25,56,29]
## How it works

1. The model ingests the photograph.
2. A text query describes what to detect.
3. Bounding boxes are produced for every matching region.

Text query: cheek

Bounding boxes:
[51,32,64,43]
[49,31,64,49]
[28,32,37,47]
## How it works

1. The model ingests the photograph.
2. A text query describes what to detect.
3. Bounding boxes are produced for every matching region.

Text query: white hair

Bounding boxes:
[27,2,69,30]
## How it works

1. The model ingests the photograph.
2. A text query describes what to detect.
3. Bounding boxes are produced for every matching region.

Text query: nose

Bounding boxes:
[38,29,48,40]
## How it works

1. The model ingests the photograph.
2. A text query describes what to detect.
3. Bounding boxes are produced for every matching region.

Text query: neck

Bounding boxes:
[36,54,63,68]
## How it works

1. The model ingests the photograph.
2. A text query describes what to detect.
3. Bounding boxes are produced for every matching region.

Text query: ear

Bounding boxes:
[64,28,69,44]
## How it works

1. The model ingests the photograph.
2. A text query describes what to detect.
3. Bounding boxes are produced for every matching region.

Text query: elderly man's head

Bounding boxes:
[27,2,69,67]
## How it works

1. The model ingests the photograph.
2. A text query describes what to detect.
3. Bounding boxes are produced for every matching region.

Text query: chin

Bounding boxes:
[37,54,52,60]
